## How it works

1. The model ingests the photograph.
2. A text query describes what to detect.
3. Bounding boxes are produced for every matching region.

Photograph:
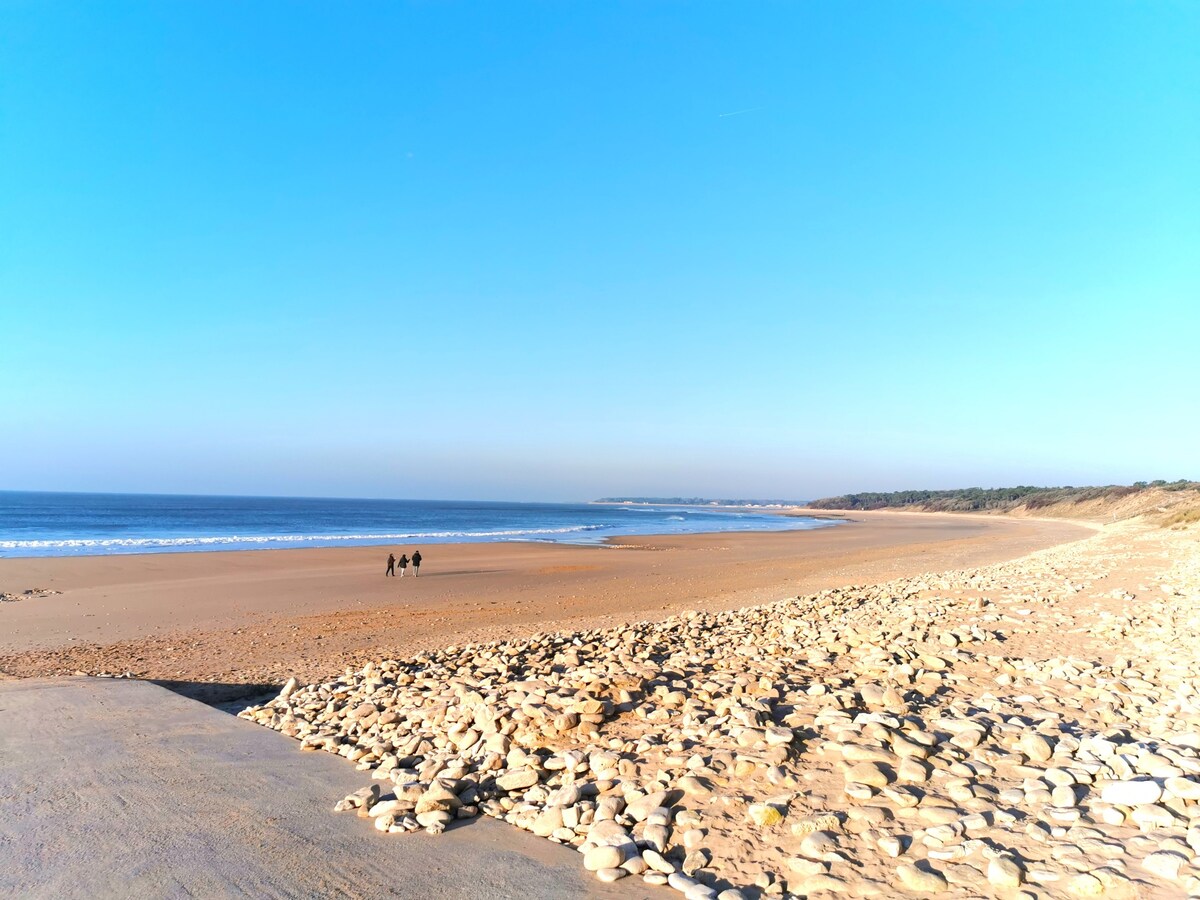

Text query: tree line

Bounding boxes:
[808,480,1199,512]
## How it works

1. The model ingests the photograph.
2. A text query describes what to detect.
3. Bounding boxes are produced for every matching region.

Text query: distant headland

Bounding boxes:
[595,481,1200,525]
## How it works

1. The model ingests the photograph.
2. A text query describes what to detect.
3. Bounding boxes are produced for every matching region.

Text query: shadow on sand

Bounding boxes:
[153,678,279,710]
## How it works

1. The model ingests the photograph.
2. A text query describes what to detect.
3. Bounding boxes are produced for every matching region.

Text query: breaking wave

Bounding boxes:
[0,525,608,551]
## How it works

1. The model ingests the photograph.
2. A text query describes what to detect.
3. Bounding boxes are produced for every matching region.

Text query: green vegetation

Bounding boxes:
[809,481,1199,513]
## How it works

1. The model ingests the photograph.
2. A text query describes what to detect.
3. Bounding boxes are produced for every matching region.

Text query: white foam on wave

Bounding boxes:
[0,524,608,551]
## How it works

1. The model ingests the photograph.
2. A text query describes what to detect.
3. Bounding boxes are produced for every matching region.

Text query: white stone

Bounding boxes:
[1142,851,1186,880]
[1100,780,1163,806]
[987,855,1023,888]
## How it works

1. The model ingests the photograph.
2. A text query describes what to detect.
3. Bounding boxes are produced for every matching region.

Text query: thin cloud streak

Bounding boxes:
[718,107,762,118]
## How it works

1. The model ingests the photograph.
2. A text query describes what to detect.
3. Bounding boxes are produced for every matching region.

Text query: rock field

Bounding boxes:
[242,521,1200,899]
[0,587,60,603]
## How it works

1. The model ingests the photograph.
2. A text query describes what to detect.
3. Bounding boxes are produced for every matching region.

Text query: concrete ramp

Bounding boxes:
[0,678,642,899]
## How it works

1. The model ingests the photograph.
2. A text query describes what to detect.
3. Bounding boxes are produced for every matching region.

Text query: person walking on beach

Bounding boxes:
[386,553,396,577]
[398,553,409,577]
[412,550,422,577]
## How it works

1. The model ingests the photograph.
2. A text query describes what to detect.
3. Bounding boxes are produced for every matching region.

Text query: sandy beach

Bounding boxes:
[236,512,1200,899]
[0,511,1089,699]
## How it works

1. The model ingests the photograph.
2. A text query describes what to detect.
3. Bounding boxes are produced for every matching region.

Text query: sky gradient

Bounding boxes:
[2,2,1198,501]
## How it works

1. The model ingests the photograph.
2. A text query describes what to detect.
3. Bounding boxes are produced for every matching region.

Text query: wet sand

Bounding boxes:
[0,511,1091,699]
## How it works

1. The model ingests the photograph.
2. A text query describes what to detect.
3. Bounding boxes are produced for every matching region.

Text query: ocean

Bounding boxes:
[0,491,838,558]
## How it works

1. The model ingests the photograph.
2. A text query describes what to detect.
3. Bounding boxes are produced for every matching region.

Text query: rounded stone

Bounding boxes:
[878,835,903,858]
[1165,776,1200,800]
[1142,851,1186,880]
[584,845,624,871]
[495,768,540,792]
[896,863,948,893]
[787,858,825,877]
[987,855,1023,888]
[1101,780,1163,806]
[847,762,892,788]
[800,830,839,860]
[1052,785,1078,808]
[1020,733,1054,763]
[845,782,875,800]
[643,849,676,874]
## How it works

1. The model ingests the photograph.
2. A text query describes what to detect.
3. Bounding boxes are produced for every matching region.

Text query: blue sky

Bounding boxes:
[2,2,1197,501]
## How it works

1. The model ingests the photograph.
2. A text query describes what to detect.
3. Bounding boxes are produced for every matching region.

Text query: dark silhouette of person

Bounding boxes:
[386,553,396,577]
[412,550,422,577]
[398,554,409,577]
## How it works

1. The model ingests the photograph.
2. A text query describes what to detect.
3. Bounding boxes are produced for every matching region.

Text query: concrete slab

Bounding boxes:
[0,678,647,899]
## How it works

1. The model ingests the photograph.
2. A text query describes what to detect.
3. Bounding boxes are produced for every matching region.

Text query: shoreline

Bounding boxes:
[0,509,837,562]
[0,511,1092,700]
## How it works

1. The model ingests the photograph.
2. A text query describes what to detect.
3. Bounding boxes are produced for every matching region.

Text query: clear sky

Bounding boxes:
[2,2,1197,501]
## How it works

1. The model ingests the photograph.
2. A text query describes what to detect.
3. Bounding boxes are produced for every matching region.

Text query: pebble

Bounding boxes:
[787,857,825,878]
[1051,785,1079,807]
[878,835,903,857]
[1068,872,1104,896]
[643,823,669,851]
[495,769,539,792]
[627,791,669,821]
[896,862,949,893]
[415,810,451,827]
[643,849,676,874]
[898,758,931,783]
[1166,776,1200,799]
[748,803,783,827]
[846,762,892,788]
[584,845,624,871]
[239,518,1200,900]
[987,855,1024,888]
[1142,850,1186,879]
[1020,733,1055,763]
[1100,779,1163,806]
[1131,803,1176,829]
[682,849,709,875]
[668,872,699,892]
[800,830,841,861]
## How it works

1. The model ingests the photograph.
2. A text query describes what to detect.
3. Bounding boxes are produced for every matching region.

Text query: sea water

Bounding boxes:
[0,492,839,558]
